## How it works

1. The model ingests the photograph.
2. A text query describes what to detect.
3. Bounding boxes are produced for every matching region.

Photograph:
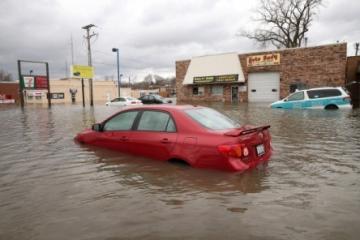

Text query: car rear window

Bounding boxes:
[184,108,240,130]
[307,89,341,99]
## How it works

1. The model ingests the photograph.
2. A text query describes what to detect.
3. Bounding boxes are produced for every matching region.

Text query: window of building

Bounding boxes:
[27,96,33,100]
[193,86,204,96]
[211,86,223,95]
[35,96,42,100]
[289,82,307,93]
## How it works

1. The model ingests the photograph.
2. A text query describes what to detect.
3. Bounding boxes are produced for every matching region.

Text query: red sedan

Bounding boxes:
[75,105,272,172]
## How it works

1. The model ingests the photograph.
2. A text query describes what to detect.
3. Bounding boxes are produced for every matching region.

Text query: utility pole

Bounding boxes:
[112,48,120,97]
[82,24,97,106]
[70,34,75,65]
[355,43,359,56]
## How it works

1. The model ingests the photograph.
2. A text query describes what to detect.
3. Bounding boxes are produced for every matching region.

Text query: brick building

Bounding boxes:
[0,81,19,103]
[346,56,360,83]
[176,43,347,103]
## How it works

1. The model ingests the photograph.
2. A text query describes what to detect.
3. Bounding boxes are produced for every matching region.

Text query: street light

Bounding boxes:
[112,48,120,97]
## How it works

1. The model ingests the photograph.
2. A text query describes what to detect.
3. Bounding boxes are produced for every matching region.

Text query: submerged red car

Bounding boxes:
[75,105,272,172]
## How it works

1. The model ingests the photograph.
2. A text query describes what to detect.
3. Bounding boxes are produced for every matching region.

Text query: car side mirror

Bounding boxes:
[92,123,103,132]
[284,99,288,102]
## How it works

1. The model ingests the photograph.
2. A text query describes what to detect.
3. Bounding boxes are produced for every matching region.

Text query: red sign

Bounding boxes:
[35,76,48,89]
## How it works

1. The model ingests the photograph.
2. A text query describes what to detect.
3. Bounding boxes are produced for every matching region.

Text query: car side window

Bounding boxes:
[287,91,304,101]
[137,111,176,132]
[103,111,139,131]
[307,89,341,99]
[111,98,119,102]
[166,118,176,132]
[119,97,126,102]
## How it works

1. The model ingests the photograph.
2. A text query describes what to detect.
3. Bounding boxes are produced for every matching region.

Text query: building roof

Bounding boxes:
[182,53,245,85]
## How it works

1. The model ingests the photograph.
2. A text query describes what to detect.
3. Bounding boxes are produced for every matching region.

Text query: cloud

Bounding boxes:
[0,0,359,81]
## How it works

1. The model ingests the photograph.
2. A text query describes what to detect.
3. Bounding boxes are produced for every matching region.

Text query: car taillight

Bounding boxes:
[218,144,248,158]
[131,101,136,104]
[343,96,351,101]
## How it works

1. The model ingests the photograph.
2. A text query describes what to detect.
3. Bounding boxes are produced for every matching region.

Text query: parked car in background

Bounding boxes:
[139,94,172,104]
[106,97,142,106]
[75,105,272,172]
[270,87,352,110]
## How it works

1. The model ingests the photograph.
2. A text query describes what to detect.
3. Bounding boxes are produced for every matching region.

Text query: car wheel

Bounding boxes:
[168,158,190,167]
[325,104,339,110]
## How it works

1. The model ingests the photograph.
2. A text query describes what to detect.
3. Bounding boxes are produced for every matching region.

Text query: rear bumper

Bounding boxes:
[227,149,272,171]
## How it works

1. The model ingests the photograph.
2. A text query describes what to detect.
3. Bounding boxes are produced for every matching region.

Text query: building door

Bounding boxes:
[231,86,239,103]
[248,72,280,102]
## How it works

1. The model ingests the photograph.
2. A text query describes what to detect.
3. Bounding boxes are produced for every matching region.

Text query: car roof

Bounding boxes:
[121,104,203,112]
[304,87,342,91]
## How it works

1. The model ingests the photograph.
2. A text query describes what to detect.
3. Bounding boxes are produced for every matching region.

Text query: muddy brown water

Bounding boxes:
[0,103,360,240]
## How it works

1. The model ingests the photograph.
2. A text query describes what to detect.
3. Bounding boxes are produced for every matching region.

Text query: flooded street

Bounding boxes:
[1,103,360,240]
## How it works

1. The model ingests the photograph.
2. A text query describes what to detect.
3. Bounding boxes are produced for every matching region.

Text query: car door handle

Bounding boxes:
[120,136,129,141]
[161,138,171,143]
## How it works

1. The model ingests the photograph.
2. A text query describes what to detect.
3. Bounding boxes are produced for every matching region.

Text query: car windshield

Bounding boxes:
[184,108,241,130]
[154,95,163,100]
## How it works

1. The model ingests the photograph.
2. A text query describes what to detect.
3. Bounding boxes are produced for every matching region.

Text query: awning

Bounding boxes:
[182,53,245,85]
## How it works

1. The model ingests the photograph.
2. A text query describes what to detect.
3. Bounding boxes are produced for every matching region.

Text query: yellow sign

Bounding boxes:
[71,65,94,79]
[247,53,280,67]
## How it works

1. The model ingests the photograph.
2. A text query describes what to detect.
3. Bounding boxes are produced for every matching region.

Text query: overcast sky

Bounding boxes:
[0,0,359,81]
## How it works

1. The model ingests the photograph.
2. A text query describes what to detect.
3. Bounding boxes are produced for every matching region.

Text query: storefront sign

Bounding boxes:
[247,53,280,67]
[51,93,65,99]
[71,65,94,79]
[35,76,48,89]
[193,74,238,84]
[23,76,35,88]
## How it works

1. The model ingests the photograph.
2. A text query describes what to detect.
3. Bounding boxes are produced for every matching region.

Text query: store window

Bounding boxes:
[193,86,204,96]
[35,96,42,100]
[211,86,223,95]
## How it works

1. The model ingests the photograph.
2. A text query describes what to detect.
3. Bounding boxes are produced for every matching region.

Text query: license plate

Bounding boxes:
[256,144,265,156]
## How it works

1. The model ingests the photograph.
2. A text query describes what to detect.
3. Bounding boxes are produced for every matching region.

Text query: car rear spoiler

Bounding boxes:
[224,125,271,137]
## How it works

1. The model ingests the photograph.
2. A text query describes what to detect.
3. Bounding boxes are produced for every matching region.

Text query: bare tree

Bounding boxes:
[0,69,13,81]
[241,0,323,48]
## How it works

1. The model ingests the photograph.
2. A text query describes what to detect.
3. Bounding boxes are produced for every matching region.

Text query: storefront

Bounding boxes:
[176,43,347,103]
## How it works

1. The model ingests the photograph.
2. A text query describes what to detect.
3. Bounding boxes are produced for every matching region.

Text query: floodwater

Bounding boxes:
[0,103,360,240]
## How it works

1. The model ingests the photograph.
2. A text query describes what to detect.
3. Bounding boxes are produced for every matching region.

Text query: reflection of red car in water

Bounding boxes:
[75,105,272,172]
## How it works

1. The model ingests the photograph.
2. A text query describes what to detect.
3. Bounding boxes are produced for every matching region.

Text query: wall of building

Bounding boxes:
[346,56,360,83]
[25,79,132,104]
[176,43,347,102]
[0,82,19,102]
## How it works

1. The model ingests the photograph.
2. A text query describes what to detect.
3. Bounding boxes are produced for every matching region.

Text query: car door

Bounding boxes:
[141,95,149,104]
[97,110,140,153]
[284,91,305,109]
[148,95,156,104]
[130,110,178,161]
